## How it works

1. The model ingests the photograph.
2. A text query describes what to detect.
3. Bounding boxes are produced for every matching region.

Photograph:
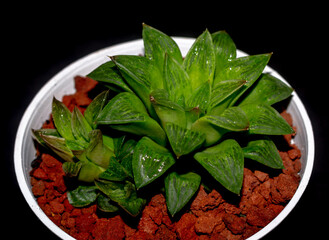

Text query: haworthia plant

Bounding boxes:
[33,24,294,217]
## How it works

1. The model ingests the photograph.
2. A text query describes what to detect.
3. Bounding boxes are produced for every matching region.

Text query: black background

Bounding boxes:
[4,3,328,239]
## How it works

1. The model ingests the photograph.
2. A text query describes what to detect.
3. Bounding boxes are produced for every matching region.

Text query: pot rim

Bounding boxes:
[14,37,315,240]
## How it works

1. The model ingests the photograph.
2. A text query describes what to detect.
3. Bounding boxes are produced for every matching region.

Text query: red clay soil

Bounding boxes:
[30,76,301,240]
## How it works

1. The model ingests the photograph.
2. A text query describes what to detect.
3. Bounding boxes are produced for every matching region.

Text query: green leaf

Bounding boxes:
[150,89,186,128]
[118,193,146,217]
[240,104,294,135]
[114,137,137,177]
[212,30,237,74]
[62,161,82,177]
[52,97,75,140]
[165,123,206,158]
[214,53,271,84]
[71,106,93,143]
[86,130,114,168]
[99,157,130,181]
[209,79,247,110]
[194,139,244,194]
[243,138,284,169]
[97,92,166,145]
[183,29,216,90]
[238,73,293,106]
[87,61,132,93]
[186,81,211,114]
[111,55,156,115]
[191,118,226,147]
[164,172,201,216]
[96,92,147,124]
[143,24,183,91]
[39,134,74,162]
[78,161,105,182]
[84,90,109,129]
[213,53,272,108]
[163,53,191,104]
[132,137,176,189]
[67,185,98,207]
[95,180,132,202]
[95,179,145,216]
[97,194,119,213]
[143,23,183,64]
[203,107,249,131]
[32,128,60,147]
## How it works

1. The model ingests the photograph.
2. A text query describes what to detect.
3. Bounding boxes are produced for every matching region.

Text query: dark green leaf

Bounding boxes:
[84,90,109,129]
[243,138,284,169]
[99,157,130,181]
[95,180,133,202]
[52,97,75,140]
[97,194,119,213]
[114,137,136,177]
[118,194,146,217]
[87,61,132,93]
[238,73,293,106]
[164,172,201,216]
[194,139,244,194]
[67,185,98,207]
[203,107,249,131]
[240,104,294,135]
[183,29,216,90]
[132,137,176,189]
[165,123,205,158]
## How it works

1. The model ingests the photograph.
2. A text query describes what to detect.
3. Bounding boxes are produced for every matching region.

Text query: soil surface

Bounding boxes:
[30,76,301,240]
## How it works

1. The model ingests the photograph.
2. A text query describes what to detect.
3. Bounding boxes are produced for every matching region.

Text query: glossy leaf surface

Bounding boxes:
[163,53,191,105]
[204,107,249,131]
[132,137,175,189]
[238,73,293,106]
[150,89,186,128]
[240,104,294,135]
[194,139,244,194]
[183,30,215,90]
[165,123,205,158]
[87,61,132,93]
[84,90,109,129]
[67,185,98,207]
[243,138,284,169]
[212,30,237,73]
[165,172,201,216]
[52,97,75,140]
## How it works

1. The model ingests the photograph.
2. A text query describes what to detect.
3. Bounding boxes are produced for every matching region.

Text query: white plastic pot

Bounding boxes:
[14,38,315,239]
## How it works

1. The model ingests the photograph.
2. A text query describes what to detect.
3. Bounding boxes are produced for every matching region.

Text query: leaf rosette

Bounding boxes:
[33,24,294,217]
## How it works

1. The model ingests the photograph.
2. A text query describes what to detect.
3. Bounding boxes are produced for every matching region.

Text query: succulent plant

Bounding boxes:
[32,24,294,217]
